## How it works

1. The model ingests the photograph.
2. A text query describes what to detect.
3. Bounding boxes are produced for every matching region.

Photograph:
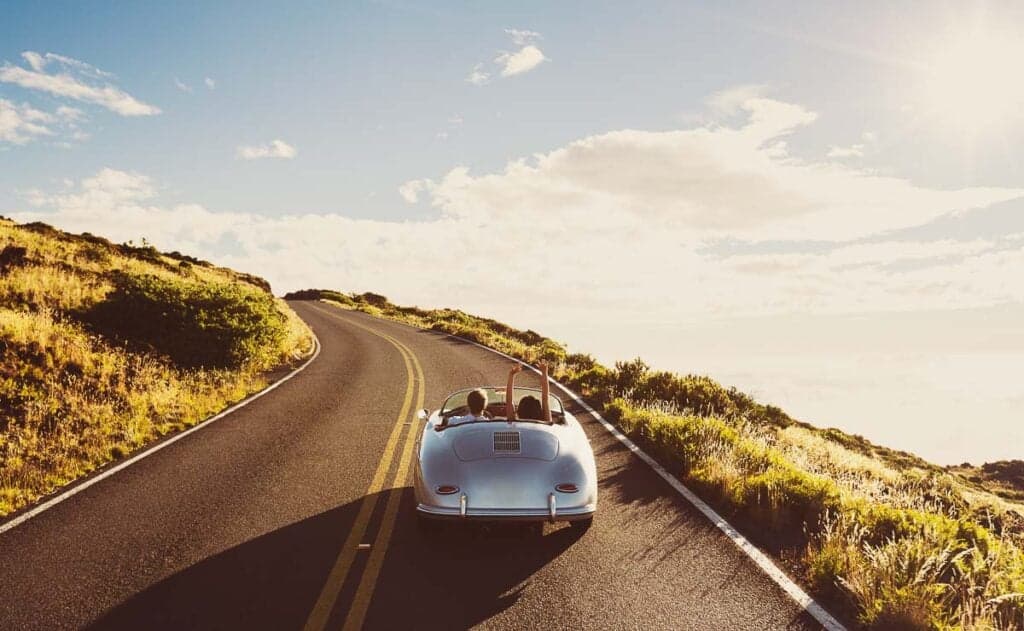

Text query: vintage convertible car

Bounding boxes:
[413,386,597,528]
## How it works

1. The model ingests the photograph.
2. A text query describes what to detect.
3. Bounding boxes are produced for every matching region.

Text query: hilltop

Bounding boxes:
[950,460,1024,502]
[286,288,1024,630]
[0,218,313,517]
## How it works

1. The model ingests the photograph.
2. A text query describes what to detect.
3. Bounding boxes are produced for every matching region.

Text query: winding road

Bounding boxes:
[0,302,827,630]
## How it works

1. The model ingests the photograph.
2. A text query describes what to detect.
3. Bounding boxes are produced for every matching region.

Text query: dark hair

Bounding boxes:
[517,395,543,420]
[467,389,487,415]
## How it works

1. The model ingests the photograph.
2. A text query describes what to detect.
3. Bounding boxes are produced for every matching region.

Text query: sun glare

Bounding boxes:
[922,29,1024,136]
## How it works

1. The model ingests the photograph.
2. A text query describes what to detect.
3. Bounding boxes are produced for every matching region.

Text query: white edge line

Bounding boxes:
[334,307,846,631]
[0,335,322,536]
[456,337,846,631]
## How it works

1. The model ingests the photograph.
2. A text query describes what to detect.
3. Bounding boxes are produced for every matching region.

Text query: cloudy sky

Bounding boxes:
[2,1,1023,464]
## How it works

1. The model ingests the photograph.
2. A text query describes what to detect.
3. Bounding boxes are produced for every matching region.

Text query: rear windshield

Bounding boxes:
[440,387,564,418]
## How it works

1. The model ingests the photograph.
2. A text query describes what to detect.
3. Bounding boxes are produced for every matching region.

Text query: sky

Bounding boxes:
[2,1,1023,465]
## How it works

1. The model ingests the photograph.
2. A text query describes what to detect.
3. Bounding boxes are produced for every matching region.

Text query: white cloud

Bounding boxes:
[827,143,865,158]
[174,77,193,93]
[12,93,1024,324]
[714,238,1024,315]
[496,45,546,77]
[0,52,159,116]
[398,179,427,203]
[55,105,85,122]
[0,101,89,146]
[505,29,541,46]
[204,77,216,90]
[469,30,547,84]
[0,99,54,144]
[237,139,297,160]
[20,51,115,79]
[408,96,1018,241]
[465,63,490,86]
[706,84,770,116]
[21,51,46,72]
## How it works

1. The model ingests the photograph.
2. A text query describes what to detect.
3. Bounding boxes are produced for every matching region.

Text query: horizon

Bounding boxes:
[3,1,1023,465]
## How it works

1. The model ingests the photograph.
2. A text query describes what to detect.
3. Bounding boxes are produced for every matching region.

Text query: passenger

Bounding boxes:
[447,388,489,426]
[505,361,553,423]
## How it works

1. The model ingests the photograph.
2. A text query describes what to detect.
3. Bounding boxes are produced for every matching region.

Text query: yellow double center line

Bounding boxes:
[304,303,425,631]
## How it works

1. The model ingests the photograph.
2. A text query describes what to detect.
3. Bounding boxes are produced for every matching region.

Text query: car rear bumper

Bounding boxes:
[416,502,596,522]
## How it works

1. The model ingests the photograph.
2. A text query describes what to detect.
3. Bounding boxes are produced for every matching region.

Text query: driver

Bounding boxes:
[447,388,489,425]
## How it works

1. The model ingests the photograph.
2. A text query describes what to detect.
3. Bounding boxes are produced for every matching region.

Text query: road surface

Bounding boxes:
[0,302,824,630]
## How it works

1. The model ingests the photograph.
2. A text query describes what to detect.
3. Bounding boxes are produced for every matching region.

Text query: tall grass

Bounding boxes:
[605,399,1024,629]
[0,219,313,517]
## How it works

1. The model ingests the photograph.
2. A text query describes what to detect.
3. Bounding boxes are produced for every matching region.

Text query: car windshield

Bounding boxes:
[440,387,564,421]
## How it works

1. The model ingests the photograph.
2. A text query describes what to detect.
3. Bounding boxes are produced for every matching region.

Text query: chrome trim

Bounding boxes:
[416,503,595,522]
[548,493,556,522]
[459,493,467,518]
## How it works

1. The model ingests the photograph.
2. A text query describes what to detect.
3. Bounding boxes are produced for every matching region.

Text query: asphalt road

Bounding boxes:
[0,302,824,630]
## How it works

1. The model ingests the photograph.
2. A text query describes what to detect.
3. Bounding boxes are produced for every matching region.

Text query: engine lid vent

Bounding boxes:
[493,431,521,454]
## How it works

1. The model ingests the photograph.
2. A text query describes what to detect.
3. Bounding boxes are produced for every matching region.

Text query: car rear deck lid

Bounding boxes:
[451,426,558,461]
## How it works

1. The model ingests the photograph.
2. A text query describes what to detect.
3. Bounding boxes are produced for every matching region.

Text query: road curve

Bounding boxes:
[0,302,824,630]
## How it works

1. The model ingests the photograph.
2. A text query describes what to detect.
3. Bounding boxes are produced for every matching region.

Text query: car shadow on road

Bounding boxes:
[363,489,586,629]
[90,489,583,630]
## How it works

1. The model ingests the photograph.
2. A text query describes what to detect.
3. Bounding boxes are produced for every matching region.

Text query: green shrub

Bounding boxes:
[614,358,650,397]
[0,246,28,272]
[565,364,614,403]
[358,291,390,307]
[87,272,288,369]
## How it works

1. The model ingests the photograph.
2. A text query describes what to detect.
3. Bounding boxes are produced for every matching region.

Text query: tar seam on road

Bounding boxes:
[303,303,425,631]
[0,336,323,537]
[329,303,848,631]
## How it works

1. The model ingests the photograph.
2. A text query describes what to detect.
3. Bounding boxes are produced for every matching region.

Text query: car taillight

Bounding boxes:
[555,483,578,493]
[435,485,460,495]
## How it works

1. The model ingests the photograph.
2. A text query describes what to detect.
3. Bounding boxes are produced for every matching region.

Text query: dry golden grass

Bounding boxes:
[0,220,313,517]
[604,400,1024,630]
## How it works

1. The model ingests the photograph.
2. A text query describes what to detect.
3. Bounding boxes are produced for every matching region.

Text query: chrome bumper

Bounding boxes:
[416,501,596,522]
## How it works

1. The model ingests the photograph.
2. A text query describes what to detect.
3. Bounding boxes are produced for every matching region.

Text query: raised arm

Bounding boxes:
[540,362,552,424]
[505,363,522,420]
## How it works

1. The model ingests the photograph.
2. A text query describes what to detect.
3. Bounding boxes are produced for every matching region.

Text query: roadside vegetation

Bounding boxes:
[0,218,313,518]
[287,288,1024,630]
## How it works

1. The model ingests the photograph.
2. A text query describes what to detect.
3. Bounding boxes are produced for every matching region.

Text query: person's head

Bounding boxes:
[517,395,543,420]
[467,389,488,416]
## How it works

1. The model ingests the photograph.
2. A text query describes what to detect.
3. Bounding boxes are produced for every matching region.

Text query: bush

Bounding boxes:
[358,292,389,307]
[565,364,614,403]
[87,273,288,369]
[0,246,28,272]
[614,358,650,397]
[117,241,163,264]
[565,352,597,372]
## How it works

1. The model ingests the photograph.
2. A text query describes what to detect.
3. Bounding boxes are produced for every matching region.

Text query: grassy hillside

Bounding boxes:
[287,288,1024,631]
[0,218,313,518]
[950,461,1024,503]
